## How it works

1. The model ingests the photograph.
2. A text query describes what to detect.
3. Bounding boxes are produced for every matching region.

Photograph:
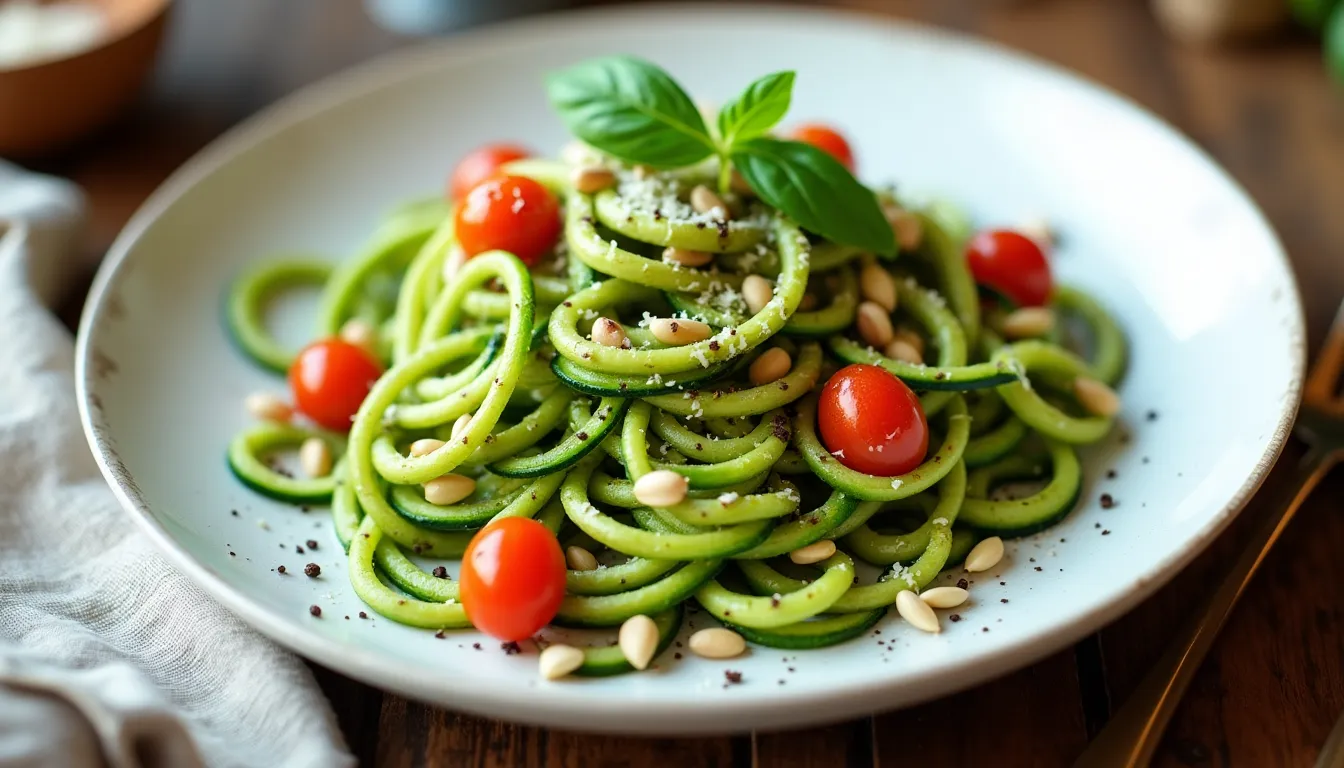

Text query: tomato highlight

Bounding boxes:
[459,517,566,642]
[817,364,928,477]
[965,229,1053,308]
[449,143,531,202]
[454,175,562,266]
[287,339,382,432]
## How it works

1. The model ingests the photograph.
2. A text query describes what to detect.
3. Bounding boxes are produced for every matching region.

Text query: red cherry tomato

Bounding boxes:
[288,339,383,432]
[449,143,531,202]
[459,517,566,642]
[818,364,928,477]
[790,123,855,172]
[454,175,562,266]
[965,229,1053,307]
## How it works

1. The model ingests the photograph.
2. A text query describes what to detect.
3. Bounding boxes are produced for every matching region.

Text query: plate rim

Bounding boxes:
[75,2,1307,732]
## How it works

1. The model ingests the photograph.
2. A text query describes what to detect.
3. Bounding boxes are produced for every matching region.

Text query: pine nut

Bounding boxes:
[690,185,730,219]
[856,301,894,348]
[632,470,688,508]
[649,318,711,346]
[859,263,898,312]
[884,339,924,366]
[788,539,836,565]
[631,164,653,180]
[884,205,924,251]
[618,614,659,671]
[571,165,617,194]
[1074,377,1121,417]
[566,545,599,572]
[538,644,585,680]
[1000,307,1055,339]
[798,293,818,312]
[662,246,714,268]
[742,274,773,315]
[896,590,940,633]
[919,586,969,609]
[688,627,746,659]
[450,414,472,441]
[1019,217,1054,249]
[339,319,379,356]
[893,327,925,357]
[749,347,792,386]
[410,438,445,457]
[423,474,475,506]
[591,317,628,348]
[964,536,1005,573]
[298,437,332,478]
[244,392,292,423]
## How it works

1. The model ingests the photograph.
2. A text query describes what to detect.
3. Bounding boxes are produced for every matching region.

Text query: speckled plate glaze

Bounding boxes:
[76,5,1304,734]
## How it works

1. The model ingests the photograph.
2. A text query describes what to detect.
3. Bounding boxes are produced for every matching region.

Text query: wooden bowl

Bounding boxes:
[0,0,171,157]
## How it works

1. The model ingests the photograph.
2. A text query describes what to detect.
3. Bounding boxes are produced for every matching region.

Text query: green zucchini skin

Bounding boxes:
[226,423,344,503]
[225,259,332,374]
[223,161,1131,673]
[489,398,629,478]
[959,440,1083,537]
[554,560,723,628]
[574,605,684,677]
[726,609,887,650]
[550,354,739,397]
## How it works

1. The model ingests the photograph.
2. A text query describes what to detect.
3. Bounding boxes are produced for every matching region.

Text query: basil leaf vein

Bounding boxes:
[731,138,895,256]
[546,56,716,169]
[717,71,794,146]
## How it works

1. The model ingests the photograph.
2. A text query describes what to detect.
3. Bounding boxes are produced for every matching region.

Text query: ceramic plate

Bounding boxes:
[77,4,1304,733]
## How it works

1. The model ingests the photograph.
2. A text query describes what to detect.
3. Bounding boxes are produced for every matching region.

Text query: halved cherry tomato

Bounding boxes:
[449,143,531,202]
[790,123,855,172]
[288,339,383,432]
[459,517,566,642]
[454,175,562,266]
[965,229,1053,307]
[818,364,928,477]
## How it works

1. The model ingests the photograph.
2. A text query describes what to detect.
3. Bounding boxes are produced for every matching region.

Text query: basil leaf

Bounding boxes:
[546,56,715,169]
[716,71,794,146]
[732,138,895,256]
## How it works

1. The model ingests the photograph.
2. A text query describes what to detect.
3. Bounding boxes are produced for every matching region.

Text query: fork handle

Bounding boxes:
[1074,448,1339,768]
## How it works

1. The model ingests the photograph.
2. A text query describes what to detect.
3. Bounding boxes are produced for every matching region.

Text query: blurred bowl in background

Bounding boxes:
[0,0,171,158]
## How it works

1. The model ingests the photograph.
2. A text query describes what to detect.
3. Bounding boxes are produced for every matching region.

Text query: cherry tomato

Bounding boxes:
[818,364,928,477]
[449,143,531,202]
[790,123,855,172]
[454,175,562,266]
[459,517,566,642]
[965,229,1053,307]
[287,339,383,432]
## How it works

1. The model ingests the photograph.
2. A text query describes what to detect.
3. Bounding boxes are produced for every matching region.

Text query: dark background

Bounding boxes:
[33,1,1344,765]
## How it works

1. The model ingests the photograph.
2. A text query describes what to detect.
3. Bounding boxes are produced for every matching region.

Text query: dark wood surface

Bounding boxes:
[37,0,1344,765]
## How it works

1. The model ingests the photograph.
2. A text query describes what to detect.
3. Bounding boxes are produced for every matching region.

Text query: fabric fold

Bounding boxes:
[0,160,355,768]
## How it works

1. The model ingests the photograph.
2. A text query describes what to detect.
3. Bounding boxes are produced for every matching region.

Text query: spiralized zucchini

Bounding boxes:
[226,156,1126,671]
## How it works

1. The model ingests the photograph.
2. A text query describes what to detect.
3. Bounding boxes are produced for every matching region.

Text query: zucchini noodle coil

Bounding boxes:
[226,154,1126,676]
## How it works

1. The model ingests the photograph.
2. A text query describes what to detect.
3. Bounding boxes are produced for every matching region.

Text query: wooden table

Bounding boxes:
[36,0,1344,764]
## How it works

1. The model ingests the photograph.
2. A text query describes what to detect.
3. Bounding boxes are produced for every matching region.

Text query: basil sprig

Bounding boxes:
[717,71,794,147]
[546,57,895,256]
[546,56,717,169]
[731,138,894,255]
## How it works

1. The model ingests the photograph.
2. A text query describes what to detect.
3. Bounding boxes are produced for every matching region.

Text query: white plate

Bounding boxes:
[77,4,1305,733]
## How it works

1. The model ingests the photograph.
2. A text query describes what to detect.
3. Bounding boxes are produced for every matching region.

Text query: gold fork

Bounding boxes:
[1075,300,1344,767]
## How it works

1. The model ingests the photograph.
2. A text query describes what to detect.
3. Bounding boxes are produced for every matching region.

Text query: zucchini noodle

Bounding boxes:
[226,153,1127,670]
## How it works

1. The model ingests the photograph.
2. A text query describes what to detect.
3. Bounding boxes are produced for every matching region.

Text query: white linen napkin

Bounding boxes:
[0,161,357,768]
